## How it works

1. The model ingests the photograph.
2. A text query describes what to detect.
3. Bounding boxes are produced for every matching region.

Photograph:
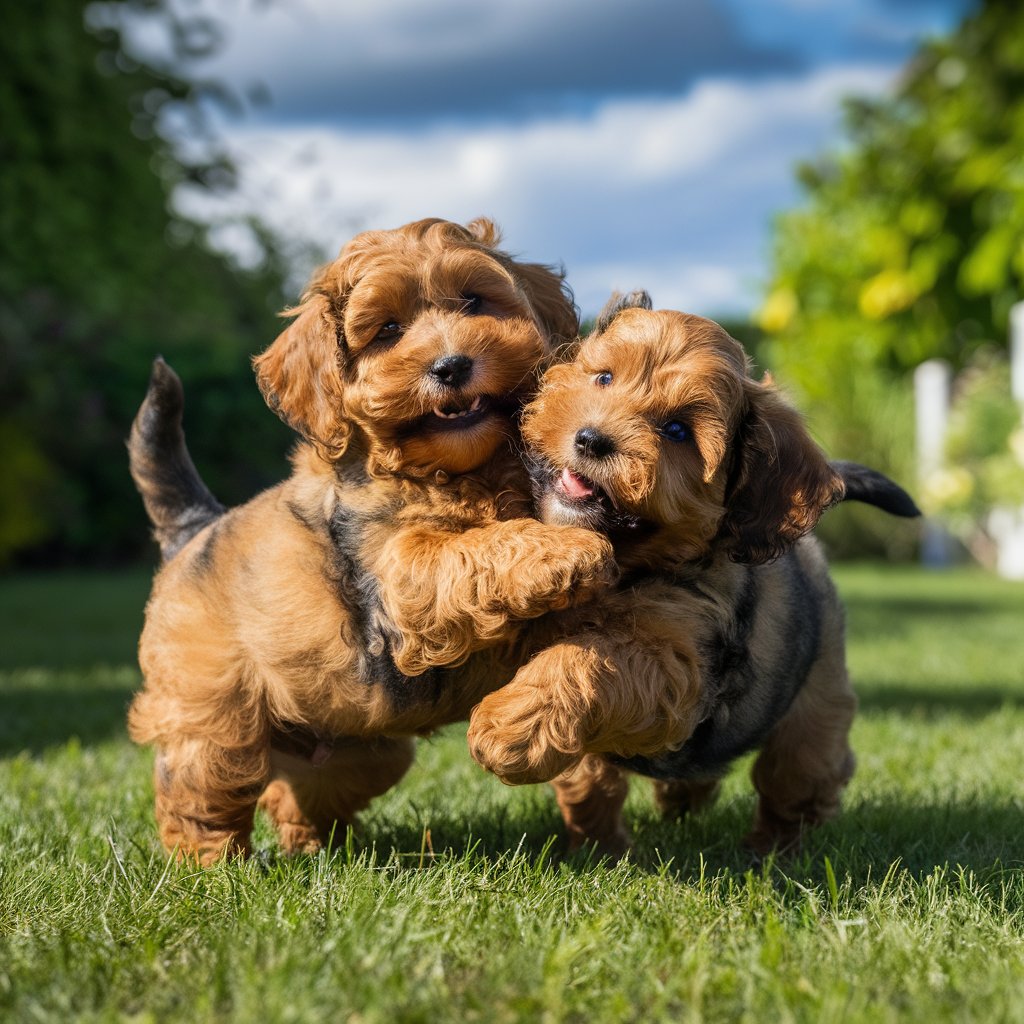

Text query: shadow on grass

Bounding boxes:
[325,801,575,868]
[858,682,1024,718]
[843,596,1013,643]
[239,790,1024,905]
[247,786,1024,890]
[0,568,151,672]
[628,794,1024,888]
[0,679,135,755]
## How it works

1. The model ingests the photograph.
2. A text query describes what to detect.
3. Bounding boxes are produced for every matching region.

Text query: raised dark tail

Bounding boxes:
[128,357,226,562]
[832,460,921,518]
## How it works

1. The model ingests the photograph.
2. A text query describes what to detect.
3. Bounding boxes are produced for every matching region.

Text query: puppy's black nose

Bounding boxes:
[428,354,474,388]
[574,427,616,459]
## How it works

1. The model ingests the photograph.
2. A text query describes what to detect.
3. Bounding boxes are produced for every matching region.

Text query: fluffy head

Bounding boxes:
[522,295,844,564]
[254,218,578,477]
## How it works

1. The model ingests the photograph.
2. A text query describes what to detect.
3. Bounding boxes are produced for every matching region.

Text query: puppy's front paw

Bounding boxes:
[501,526,616,617]
[559,528,618,605]
[467,690,580,785]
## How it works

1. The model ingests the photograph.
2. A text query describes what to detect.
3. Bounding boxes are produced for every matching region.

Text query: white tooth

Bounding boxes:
[432,403,478,419]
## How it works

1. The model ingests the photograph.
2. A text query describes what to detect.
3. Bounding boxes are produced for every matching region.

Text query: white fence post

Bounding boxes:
[914,359,952,567]
[1012,302,1024,405]
[993,302,1024,579]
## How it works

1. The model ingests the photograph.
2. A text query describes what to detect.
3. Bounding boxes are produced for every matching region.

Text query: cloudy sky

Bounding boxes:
[138,0,974,317]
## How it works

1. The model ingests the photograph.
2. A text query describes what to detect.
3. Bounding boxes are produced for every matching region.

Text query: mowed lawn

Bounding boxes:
[1,565,1023,1023]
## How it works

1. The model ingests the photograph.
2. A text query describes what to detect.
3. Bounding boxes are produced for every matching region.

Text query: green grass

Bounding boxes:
[1,565,1023,1022]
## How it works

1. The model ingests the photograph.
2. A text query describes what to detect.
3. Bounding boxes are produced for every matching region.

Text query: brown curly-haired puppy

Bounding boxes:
[467,291,918,855]
[128,218,617,865]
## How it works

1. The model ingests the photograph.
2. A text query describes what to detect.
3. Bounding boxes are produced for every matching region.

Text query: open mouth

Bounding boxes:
[555,467,618,511]
[528,457,653,539]
[421,394,494,432]
[433,395,483,420]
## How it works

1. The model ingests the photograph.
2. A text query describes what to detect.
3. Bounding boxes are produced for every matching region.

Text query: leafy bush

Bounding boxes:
[759,0,1024,559]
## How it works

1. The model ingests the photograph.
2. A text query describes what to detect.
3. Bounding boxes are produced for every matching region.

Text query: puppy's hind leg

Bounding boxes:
[257,779,321,856]
[261,737,415,855]
[745,644,857,855]
[653,776,723,821]
[552,755,631,859]
[153,736,270,866]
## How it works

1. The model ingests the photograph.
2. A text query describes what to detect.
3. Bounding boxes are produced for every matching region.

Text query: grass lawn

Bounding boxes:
[1,563,1023,1022]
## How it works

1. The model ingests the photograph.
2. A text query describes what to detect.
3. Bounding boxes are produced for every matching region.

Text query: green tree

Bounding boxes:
[0,1,296,566]
[759,0,1023,557]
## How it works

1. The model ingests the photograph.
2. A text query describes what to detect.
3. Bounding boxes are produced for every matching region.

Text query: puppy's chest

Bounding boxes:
[323,484,518,713]
[323,499,441,708]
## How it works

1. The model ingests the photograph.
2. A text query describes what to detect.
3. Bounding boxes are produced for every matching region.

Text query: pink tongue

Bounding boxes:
[559,467,596,499]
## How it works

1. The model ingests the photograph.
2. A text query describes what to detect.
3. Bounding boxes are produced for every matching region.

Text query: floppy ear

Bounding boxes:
[594,289,652,335]
[462,218,578,348]
[718,376,845,564]
[510,260,580,349]
[252,295,351,458]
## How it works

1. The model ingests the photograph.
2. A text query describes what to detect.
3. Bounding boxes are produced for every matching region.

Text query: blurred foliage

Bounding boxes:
[922,351,1024,565]
[759,0,1023,559]
[0,1,297,567]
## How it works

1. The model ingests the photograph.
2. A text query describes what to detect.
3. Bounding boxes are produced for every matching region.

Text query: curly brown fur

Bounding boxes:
[468,300,915,854]
[129,218,617,864]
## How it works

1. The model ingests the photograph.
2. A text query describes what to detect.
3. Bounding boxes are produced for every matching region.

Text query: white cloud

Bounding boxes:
[177,63,894,316]
[114,0,795,124]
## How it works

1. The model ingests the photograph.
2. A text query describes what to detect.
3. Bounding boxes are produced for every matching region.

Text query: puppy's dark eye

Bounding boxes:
[660,420,690,443]
[595,371,613,387]
[375,321,402,343]
[461,293,483,315]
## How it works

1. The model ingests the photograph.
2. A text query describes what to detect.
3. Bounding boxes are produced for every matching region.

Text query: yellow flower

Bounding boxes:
[858,269,919,320]
[758,288,798,333]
